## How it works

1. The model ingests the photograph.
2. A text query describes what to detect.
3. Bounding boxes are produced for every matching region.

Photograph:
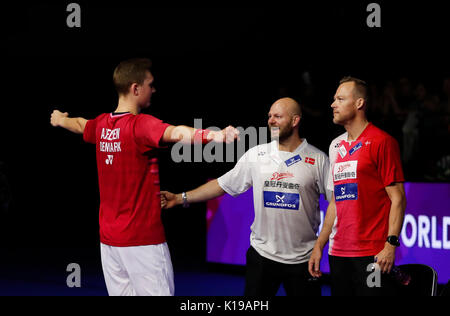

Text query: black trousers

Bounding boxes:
[244,246,321,296]
[329,255,398,296]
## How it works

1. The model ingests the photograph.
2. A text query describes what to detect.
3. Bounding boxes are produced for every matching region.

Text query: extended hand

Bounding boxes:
[50,110,69,127]
[209,126,240,144]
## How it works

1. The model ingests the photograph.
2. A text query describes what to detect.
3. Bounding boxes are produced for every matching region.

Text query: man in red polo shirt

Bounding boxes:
[308,77,406,296]
[50,58,239,296]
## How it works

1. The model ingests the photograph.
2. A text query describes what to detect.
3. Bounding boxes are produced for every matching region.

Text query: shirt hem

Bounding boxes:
[100,238,166,247]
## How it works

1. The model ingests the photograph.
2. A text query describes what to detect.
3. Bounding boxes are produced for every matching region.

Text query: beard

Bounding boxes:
[270,124,294,142]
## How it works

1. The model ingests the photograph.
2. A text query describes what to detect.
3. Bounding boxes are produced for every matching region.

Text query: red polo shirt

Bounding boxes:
[83,112,170,247]
[329,123,404,257]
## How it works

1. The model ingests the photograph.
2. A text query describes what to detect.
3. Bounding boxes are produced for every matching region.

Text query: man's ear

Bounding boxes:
[356,98,365,110]
[292,115,301,128]
[130,83,139,96]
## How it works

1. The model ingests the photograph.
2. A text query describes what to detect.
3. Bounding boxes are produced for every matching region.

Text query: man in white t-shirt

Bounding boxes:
[162,98,331,296]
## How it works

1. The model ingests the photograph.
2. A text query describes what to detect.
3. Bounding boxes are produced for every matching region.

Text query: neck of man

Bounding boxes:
[115,96,140,115]
[277,131,303,153]
[344,115,369,142]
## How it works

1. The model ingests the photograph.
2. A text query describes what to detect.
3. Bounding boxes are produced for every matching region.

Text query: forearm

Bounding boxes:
[387,197,406,237]
[175,179,225,205]
[59,117,87,134]
[170,126,197,144]
[386,183,406,237]
[163,125,238,144]
[315,197,336,250]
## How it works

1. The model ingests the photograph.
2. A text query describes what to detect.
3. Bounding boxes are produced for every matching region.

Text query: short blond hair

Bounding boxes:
[340,76,368,101]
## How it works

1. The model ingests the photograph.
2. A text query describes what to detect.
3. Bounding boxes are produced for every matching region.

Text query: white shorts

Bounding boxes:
[100,242,174,296]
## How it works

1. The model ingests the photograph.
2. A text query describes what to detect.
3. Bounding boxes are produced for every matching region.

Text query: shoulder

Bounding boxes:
[366,124,399,146]
[86,113,108,128]
[303,140,328,159]
[241,142,271,161]
[329,132,347,152]
[90,113,109,121]
[135,113,162,122]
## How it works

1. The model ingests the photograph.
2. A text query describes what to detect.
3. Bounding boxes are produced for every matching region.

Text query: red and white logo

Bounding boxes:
[305,157,316,165]
[271,172,294,181]
[337,162,352,173]
[334,161,358,181]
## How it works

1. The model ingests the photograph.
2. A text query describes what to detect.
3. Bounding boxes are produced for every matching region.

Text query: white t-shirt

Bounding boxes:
[218,139,331,264]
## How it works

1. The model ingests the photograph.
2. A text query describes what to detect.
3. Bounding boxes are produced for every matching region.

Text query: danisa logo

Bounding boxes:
[335,183,358,201]
[263,191,299,210]
[334,161,358,181]
[270,172,294,181]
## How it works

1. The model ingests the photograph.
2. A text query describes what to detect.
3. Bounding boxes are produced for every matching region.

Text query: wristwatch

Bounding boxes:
[386,235,400,247]
[181,192,189,208]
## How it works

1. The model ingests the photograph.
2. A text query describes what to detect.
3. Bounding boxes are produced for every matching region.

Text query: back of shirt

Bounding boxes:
[83,112,170,247]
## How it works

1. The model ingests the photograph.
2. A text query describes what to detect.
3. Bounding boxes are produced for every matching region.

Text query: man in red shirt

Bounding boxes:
[308,77,406,296]
[50,58,239,296]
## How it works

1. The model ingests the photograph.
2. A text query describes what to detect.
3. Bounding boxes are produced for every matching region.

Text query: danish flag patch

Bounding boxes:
[305,157,316,165]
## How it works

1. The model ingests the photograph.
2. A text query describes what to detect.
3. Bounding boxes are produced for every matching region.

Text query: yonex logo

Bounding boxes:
[105,155,114,165]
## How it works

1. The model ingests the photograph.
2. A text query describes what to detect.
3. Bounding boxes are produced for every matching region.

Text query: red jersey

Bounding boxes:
[83,112,170,247]
[327,123,404,257]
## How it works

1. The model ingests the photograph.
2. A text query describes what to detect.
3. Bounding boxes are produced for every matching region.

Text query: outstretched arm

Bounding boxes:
[50,110,88,134]
[161,179,225,209]
[161,125,240,145]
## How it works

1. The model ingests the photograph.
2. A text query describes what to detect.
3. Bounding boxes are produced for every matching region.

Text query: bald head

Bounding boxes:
[271,97,302,117]
[268,97,302,141]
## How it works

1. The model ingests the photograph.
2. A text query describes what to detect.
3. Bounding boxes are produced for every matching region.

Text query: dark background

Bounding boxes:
[1,1,449,277]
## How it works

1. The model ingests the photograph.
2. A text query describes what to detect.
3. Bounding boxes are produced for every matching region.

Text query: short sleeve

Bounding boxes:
[317,153,333,201]
[375,136,405,187]
[83,118,98,144]
[134,114,171,151]
[327,141,339,191]
[217,151,253,197]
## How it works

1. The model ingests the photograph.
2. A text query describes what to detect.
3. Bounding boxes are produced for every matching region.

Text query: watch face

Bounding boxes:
[388,236,400,246]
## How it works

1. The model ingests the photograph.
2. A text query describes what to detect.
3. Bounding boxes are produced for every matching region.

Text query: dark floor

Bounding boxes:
[1,247,446,296]
[0,247,331,296]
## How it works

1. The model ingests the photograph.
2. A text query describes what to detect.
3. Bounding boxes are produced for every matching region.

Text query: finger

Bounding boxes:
[383,261,393,274]
[378,260,388,274]
[386,262,393,274]
[308,259,314,276]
